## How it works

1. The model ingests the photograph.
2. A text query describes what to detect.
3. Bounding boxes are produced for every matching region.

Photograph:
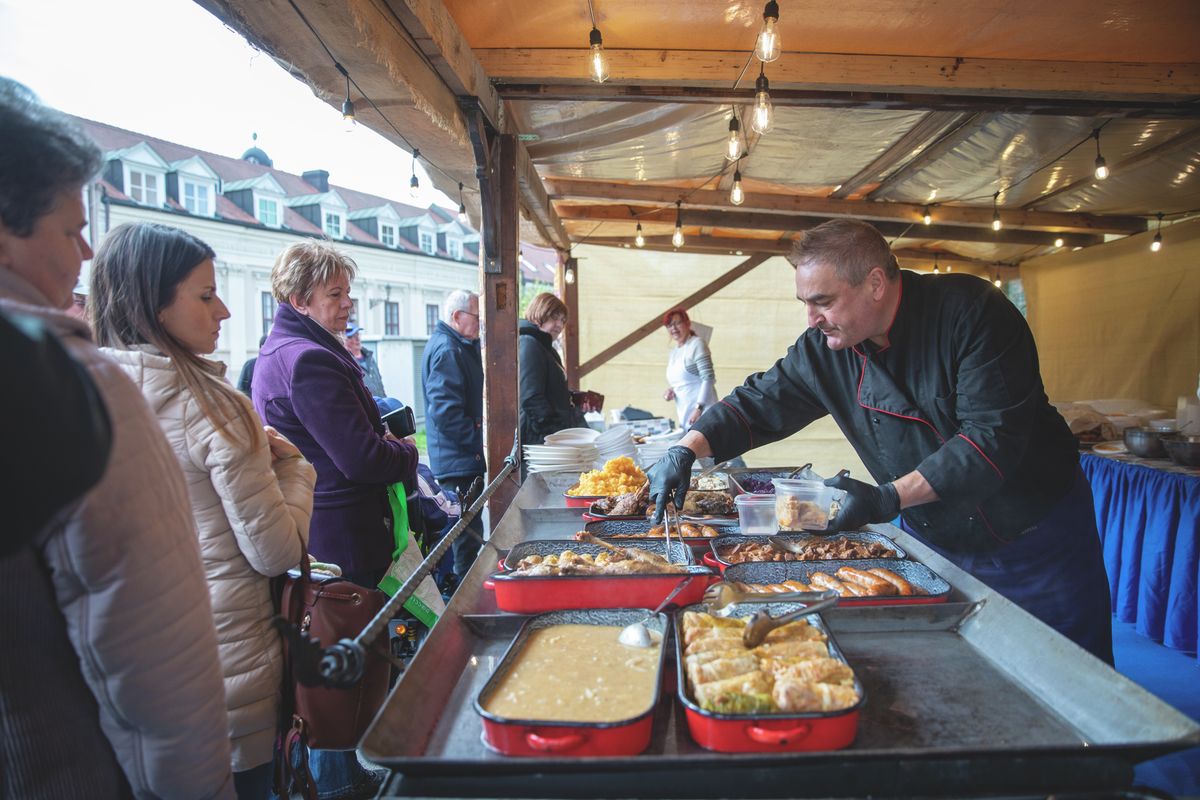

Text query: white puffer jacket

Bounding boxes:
[0,271,235,798]
[107,346,315,772]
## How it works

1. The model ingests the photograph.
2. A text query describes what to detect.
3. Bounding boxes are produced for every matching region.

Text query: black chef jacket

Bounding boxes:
[694,270,1080,554]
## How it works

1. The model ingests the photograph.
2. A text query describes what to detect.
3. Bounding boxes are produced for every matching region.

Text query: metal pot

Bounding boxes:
[1161,434,1200,467]
[1123,427,1167,458]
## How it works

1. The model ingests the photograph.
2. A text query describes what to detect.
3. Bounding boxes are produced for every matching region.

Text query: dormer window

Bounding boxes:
[324,211,343,239]
[183,181,210,216]
[419,230,435,255]
[129,169,159,206]
[448,239,462,260]
[380,224,396,248]
[257,197,279,227]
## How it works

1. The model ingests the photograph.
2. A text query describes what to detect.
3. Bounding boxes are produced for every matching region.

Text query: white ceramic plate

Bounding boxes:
[1092,441,1127,455]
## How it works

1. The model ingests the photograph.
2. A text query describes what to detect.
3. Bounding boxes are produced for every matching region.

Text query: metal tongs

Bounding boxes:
[662,503,685,565]
[742,593,840,648]
[703,583,834,615]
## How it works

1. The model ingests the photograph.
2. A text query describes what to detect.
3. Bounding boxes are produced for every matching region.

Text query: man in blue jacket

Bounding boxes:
[422,289,484,581]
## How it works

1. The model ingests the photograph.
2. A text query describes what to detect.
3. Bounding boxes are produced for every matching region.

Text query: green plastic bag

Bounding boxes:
[378,483,444,629]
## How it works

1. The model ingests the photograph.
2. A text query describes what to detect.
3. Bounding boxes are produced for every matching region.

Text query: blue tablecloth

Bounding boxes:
[1082,453,1199,662]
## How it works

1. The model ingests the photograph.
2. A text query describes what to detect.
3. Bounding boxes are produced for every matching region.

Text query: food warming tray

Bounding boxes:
[586,518,735,548]
[484,539,714,613]
[476,609,669,757]
[675,602,863,753]
[722,559,950,606]
[563,483,605,508]
[707,532,905,568]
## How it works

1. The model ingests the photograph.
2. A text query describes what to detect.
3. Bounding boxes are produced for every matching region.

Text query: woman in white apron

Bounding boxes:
[662,307,718,430]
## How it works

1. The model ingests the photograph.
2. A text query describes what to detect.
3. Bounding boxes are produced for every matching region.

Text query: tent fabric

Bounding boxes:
[1021,216,1200,410]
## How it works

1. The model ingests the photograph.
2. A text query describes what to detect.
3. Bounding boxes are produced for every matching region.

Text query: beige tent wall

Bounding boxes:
[574,244,871,479]
[1021,217,1200,411]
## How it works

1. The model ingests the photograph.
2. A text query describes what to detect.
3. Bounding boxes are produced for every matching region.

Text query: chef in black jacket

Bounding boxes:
[649,219,1112,663]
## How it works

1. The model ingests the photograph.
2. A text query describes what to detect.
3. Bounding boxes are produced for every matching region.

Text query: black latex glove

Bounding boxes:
[647,445,697,524]
[824,469,901,532]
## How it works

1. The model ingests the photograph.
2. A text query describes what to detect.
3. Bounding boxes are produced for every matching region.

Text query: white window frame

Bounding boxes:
[324,211,343,239]
[380,224,396,248]
[257,197,279,227]
[182,180,210,216]
[419,230,435,255]
[128,169,161,206]
[447,238,462,260]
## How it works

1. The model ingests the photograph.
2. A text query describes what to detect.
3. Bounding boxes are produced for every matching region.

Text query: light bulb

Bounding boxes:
[945,264,952,272]
[725,117,742,161]
[588,28,609,83]
[564,267,576,284]
[1094,155,1109,180]
[1054,237,1064,248]
[755,2,781,63]
[409,173,420,199]
[342,99,356,132]
[933,265,940,275]
[992,211,1002,231]
[752,71,773,134]
[922,207,932,225]
[634,223,645,248]
[458,203,468,224]
[1151,233,1162,252]
[994,277,1003,288]
[730,170,745,205]
[672,226,684,248]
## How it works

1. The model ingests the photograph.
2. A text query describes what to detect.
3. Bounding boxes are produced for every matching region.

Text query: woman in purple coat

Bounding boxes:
[251,240,414,798]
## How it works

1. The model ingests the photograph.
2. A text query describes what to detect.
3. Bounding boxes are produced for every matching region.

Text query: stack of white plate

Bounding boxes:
[635,428,685,468]
[525,428,601,474]
[592,424,636,467]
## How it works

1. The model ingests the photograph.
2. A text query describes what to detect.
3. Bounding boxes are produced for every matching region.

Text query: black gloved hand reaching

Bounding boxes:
[824,469,901,531]
[647,445,697,524]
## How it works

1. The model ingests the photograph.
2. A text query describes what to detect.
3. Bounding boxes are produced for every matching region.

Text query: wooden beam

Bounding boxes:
[481,133,521,517]
[579,253,771,378]
[558,205,1105,248]
[587,235,791,257]
[867,113,994,200]
[482,50,1200,104]
[1021,126,1200,209]
[546,180,1143,235]
[561,255,580,390]
[830,112,966,199]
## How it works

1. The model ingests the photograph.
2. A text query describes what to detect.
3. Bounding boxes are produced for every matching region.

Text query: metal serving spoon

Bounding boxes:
[742,593,840,648]
[618,576,696,648]
[766,534,810,555]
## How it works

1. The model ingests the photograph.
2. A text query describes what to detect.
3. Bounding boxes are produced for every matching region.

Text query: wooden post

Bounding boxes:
[562,255,580,390]
[481,133,521,518]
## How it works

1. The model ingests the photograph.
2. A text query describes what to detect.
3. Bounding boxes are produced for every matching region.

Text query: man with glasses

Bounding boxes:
[422,289,484,585]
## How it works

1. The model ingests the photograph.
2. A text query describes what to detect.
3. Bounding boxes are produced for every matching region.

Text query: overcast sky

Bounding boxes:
[0,0,454,209]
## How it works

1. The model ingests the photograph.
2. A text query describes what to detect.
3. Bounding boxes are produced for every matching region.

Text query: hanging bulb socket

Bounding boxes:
[409,149,420,198]
[588,27,609,83]
[922,206,932,226]
[672,200,685,248]
[755,0,781,63]
[338,67,355,131]
[1151,212,1164,252]
[730,168,745,205]
[725,115,743,161]
[1093,129,1109,180]
[933,255,940,275]
[994,276,1003,288]
[991,191,1002,231]
[457,182,469,223]
[752,66,774,134]
[634,222,645,248]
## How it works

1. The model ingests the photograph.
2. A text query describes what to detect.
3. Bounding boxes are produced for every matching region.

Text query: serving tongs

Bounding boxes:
[742,592,840,648]
[703,582,835,616]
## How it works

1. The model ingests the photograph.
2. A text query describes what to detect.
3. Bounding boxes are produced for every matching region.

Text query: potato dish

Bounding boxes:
[568,456,647,496]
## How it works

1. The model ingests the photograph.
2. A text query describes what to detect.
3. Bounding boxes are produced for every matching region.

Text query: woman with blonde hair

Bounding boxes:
[519,291,586,446]
[90,222,316,799]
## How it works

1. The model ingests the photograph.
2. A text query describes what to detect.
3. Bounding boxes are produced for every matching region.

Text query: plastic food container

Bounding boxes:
[773,479,842,532]
[734,493,777,534]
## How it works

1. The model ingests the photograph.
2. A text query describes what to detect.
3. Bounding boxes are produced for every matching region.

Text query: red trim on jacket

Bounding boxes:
[957,433,1005,479]
[854,350,945,444]
[719,399,754,449]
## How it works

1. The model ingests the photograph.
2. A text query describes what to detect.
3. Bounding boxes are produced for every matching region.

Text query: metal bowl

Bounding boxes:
[1161,434,1200,467]
[1123,427,1167,459]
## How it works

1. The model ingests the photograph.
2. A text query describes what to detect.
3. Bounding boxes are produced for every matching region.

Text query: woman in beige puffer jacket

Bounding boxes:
[91,222,316,794]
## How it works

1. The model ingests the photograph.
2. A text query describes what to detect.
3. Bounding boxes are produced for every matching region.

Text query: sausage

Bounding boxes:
[699,525,720,538]
[809,571,852,597]
[780,580,811,592]
[680,523,701,538]
[836,566,897,596]
[869,567,915,596]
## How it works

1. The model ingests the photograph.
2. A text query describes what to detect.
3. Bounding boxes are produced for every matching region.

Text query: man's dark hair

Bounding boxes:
[0,77,102,237]
[787,219,900,286]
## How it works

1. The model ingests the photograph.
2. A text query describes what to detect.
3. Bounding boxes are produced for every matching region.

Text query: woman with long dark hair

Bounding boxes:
[90,222,316,799]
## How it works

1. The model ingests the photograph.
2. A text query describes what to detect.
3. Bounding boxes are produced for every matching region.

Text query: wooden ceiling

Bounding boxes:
[196,0,1200,263]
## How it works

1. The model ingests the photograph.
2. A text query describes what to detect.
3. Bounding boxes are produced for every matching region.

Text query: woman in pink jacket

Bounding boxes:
[90,222,316,799]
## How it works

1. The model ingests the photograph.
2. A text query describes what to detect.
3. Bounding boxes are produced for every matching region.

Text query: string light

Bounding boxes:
[752,63,774,134]
[1054,237,1064,248]
[725,114,743,161]
[409,149,420,199]
[922,206,932,225]
[339,67,355,132]
[730,165,745,205]
[994,271,1003,288]
[672,200,685,248]
[755,1,781,62]
[945,263,952,272]
[588,27,609,83]
[1151,212,1163,252]
[634,222,645,248]
[1093,128,1109,180]
[991,191,1002,231]
[564,264,576,284]
[457,183,468,223]
[933,254,940,275]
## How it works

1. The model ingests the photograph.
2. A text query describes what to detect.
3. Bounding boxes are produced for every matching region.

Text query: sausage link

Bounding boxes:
[836,566,896,596]
[809,571,853,597]
[868,567,915,596]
